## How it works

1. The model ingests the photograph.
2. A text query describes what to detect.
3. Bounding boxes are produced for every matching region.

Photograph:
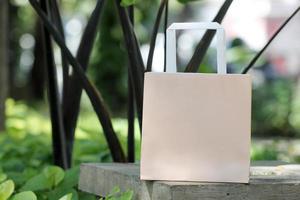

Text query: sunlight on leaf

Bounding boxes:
[177,0,202,3]
[102,186,133,200]
[59,193,72,200]
[0,180,15,200]
[11,191,37,200]
[43,166,65,187]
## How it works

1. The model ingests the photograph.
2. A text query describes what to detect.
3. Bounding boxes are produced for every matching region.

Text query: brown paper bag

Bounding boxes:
[140,23,252,183]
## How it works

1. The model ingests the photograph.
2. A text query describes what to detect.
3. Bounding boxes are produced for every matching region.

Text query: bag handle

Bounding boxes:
[166,22,227,74]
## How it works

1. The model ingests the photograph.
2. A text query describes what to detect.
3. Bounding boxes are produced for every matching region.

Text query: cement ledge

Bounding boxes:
[79,162,300,200]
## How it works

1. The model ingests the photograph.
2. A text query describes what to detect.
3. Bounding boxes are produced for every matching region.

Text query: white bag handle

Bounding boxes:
[166,22,227,74]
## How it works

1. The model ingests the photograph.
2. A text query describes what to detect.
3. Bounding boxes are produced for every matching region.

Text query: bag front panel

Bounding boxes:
[141,72,251,183]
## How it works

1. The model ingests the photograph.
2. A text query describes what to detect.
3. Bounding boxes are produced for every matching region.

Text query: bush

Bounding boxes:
[0,100,137,199]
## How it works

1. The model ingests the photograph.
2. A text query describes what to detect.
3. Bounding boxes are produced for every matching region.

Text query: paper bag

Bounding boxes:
[140,22,251,183]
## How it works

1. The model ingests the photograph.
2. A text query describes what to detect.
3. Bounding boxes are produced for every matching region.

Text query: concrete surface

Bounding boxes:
[79,162,300,200]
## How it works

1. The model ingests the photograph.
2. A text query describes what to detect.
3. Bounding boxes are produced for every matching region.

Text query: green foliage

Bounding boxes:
[251,145,279,161]
[250,139,300,163]
[0,100,102,199]
[252,78,295,136]
[11,191,37,200]
[106,186,121,199]
[20,172,52,192]
[0,100,138,199]
[117,190,134,200]
[7,0,300,199]
[0,165,92,200]
[0,180,14,200]
[100,187,133,200]
[21,166,65,192]
[177,0,202,4]
[0,99,136,199]
[43,166,65,188]
[8,1,36,88]
[121,0,137,7]
[47,167,80,200]
[89,0,127,113]
[3,99,141,165]
[0,174,7,183]
[59,193,73,200]
[3,99,300,200]
[1,98,300,199]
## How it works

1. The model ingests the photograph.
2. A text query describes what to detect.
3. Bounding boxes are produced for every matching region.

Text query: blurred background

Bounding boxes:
[1,0,300,170]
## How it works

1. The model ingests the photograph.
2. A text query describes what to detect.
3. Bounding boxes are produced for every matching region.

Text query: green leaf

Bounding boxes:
[120,0,136,6]
[20,173,50,191]
[11,191,37,200]
[177,0,201,3]
[47,167,79,200]
[106,186,120,198]
[43,166,65,187]
[119,190,133,200]
[56,166,79,189]
[20,166,64,192]
[0,180,15,200]
[104,187,133,200]
[0,174,7,183]
[78,192,96,200]
[59,193,72,200]
[48,189,78,200]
